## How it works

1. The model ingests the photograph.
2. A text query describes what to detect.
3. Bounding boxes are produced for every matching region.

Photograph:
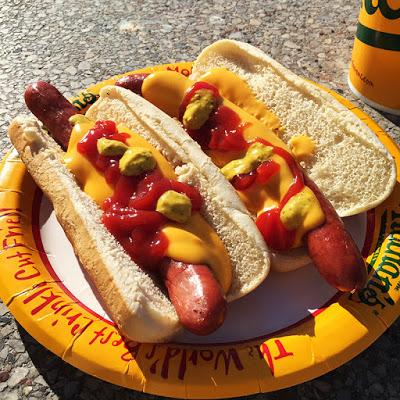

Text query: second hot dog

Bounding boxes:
[122,70,368,292]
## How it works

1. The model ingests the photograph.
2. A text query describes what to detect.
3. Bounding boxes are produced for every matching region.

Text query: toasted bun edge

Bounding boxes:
[8,116,181,343]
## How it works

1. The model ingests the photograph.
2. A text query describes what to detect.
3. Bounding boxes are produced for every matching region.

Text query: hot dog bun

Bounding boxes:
[191,39,397,217]
[8,86,270,341]
[9,117,180,343]
[85,85,270,300]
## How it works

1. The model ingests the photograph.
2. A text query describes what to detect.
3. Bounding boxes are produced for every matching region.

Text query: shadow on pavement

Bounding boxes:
[17,322,160,400]
[17,323,298,400]
[378,111,400,128]
[16,316,400,400]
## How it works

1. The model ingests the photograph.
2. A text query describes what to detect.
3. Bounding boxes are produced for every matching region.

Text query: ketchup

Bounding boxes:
[179,84,306,251]
[255,160,281,185]
[231,160,281,191]
[180,82,248,151]
[231,171,257,191]
[256,208,296,251]
[78,120,202,271]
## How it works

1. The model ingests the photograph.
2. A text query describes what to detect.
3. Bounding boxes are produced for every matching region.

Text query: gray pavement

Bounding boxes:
[0,1,399,399]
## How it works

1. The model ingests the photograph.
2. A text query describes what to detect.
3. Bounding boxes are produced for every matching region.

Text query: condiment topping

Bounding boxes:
[182,89,218,130]
[192,68,282,134]
[140,71,325,251]
[221,142,273,181]
[97,138,128,156]
[156,190,192,223]
[288,135,316,161]
[280,188,319,230]
[76,120,201,270]
[187,103,248,151]
[69,114,89,126]
[253,138,306,250]
[119,147,156,176]
[64,118,232,292]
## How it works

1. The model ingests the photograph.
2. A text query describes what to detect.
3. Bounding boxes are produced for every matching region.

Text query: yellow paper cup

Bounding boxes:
[348,0,400,115]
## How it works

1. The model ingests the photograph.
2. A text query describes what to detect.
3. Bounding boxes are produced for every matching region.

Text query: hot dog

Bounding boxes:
[24,82,74,150]
[116,66,370,292]
[24,81,77,150]
[160,260,227,335]
[304,175,366,291]
[115,73,149,96]
[187,39,395,288]
[24,81,228,335]
[9,81,270,342]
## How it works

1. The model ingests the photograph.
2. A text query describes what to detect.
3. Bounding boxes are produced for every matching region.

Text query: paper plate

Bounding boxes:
[0,62,399,399]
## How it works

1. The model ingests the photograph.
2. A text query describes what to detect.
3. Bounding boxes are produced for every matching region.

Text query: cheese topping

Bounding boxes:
[198,68,282,133]
[288,135,316,161]
[162,214,232,292]
[141,70,325,249]
[142,71,191,118]
[64,118,113,205]
[64,119,232,293]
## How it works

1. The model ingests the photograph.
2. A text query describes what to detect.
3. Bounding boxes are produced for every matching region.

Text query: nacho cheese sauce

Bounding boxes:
[142,70,325,250]
[64,118,232,293]
[288,135,316,161]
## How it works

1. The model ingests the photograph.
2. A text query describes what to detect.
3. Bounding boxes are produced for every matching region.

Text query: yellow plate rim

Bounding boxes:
[0,62,399,398]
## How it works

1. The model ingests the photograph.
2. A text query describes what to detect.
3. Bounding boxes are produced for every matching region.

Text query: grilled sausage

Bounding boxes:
[160,260,227,335]
[305,175,367,291]
[24,81,77,150]
[115,74,149,96]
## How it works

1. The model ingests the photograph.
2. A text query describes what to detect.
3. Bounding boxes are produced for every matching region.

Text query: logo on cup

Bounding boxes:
[363,0,400,20]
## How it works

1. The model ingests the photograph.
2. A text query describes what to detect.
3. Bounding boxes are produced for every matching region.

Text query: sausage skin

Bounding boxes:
[115,74,149,96]
[305,175,367,291]
[160,260,227,335]
[24,81,227,335]
[24,81,78,151]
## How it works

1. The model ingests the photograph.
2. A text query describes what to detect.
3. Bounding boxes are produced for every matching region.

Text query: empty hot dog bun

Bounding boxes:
[191,39,397,217]
[8,86,270,341]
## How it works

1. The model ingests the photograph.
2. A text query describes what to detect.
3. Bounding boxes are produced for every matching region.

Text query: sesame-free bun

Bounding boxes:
[8,117,180,343]
[8,86,270,341]
[86,86,270,300]
[191,39,396,218]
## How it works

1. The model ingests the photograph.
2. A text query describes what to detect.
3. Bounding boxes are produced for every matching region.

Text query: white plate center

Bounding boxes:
[38,195,366,344]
